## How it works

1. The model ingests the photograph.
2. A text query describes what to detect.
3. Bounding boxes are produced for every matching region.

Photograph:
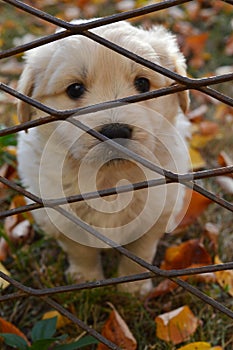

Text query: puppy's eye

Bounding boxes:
[134,77,150,93]
[66,83,85,99]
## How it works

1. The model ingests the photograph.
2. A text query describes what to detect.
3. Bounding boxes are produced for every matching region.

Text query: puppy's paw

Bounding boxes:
[118,279,153,296]
[65,264,104,283]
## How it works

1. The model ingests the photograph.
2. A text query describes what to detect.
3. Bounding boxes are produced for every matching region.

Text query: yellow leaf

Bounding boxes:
[155,305,199,345]
[178,342,211,350]
[0,262,10,289]
[178,342,222,350]
[42,310,71,329]
[189,146,206,170]
[214,256,233,296]
[3,146,17,157]
[191,134,216,149]
[11,114,19,125]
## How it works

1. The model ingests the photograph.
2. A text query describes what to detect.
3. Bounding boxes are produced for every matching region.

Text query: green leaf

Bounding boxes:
[54,336,99,350]
[31,317,57,342]
[0,333,29,350]
[30,338,57,350]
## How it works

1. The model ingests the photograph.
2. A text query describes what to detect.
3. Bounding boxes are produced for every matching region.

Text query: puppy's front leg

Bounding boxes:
[58,235,104,282]
[117,229,162,295]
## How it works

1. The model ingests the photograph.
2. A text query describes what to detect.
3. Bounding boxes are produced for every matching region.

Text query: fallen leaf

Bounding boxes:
[146,279,177,301]
[178,342,223,350]
[0,238,9,262]
[0,317,30,345]
[217,151,233,179]
[42,310,71,329]
[0,163,17,199]
[204,222,219,253]
[0,262,10,289]
[189,146,206,170]
[97,304,137,350]
[199,121,219,136]
[188,104,207,122]
[2,145,17,157]
[2,195,34,260]
[161,239,212,270]
[216,176,233,194]
[155,305,199,345]
[191,133,217,149]
[218,151,233,168]
[214,256,233,296]
[177,189,212,228]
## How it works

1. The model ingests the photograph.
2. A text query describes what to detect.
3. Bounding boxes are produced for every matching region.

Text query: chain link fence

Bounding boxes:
[0,0,233,348]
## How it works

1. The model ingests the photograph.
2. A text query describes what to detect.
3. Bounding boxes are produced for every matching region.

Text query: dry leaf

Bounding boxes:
[0,317,30,345]
[189,146,206,170]
[214,256,233,296]
[146,279,177,302]
[191,133,217,149]
[97,304,137,350]
[177,189,212,228]
[178,342,223,350]
[0,163,17,199]
[188,104,207,122]
[0,239,9,262]
[0,262,10,290]
[199,121,219,136]
[204,222,219,253]
[218,151,233,169]
[216,176,233,194]
[42,310,71,329]
[2,195,34,260]
[161,239,212,271]
[155,305,199,345]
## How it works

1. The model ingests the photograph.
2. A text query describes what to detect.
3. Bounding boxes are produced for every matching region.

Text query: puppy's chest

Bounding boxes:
[62,161,150,228]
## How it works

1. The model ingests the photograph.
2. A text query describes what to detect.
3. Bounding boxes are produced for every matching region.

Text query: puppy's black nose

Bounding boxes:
[99,123,132,140]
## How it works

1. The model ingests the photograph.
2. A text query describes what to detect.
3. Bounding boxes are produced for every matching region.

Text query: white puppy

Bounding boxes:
[17,20,190,294]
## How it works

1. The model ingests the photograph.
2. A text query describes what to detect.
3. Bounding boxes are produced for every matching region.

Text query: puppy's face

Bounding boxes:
[18,21,189,169]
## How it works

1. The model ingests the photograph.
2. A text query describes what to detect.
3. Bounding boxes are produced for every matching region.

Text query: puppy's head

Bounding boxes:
[18,20,188,119]
[18,20,189,171]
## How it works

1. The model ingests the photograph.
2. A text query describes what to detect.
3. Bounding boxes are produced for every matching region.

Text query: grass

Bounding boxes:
[0,1,233,349]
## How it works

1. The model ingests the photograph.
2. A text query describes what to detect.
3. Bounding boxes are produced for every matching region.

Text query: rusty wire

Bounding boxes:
[0,0,233,348]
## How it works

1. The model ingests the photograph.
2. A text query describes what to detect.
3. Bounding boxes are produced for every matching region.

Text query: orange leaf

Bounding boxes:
[155,305,199,345]
[185,33,209,55]
[177,189,212,228]
[97,305,137,350]
[199,121,219,136]
[0,239,9,262]
[214,256,233,296]
[161,239,212,271]
[146,279,177,301]
[0,317,30,345]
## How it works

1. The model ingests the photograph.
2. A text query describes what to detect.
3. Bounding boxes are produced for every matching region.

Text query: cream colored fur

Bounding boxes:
[17,20,190,294]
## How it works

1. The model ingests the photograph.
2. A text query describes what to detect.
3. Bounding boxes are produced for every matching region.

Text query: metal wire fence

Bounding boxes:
[0,0,233,348]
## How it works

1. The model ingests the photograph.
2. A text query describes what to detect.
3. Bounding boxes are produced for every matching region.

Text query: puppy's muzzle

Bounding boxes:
[98,123,133,164]
[99,123,132,144]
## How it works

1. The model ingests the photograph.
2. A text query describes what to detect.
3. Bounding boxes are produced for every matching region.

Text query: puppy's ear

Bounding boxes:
[146,26,189,114]
[174,61,190,114]
[17,65,35,123]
